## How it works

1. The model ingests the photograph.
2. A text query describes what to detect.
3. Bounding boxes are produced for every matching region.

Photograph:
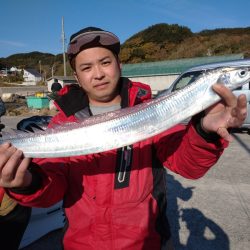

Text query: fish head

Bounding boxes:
[217,67,250,90]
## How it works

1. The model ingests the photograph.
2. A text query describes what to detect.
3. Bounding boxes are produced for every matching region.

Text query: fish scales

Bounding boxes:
[1,66,250,158]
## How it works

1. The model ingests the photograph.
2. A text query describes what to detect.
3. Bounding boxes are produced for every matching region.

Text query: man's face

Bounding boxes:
[74,47,121,105]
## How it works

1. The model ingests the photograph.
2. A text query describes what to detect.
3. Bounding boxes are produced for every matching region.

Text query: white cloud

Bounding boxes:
[0,40,26,47]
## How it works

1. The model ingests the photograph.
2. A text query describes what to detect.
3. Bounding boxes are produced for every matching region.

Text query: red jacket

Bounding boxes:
[9,78,228,250]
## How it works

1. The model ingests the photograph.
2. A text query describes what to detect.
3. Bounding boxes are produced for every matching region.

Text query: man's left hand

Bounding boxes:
[201,83,247,141]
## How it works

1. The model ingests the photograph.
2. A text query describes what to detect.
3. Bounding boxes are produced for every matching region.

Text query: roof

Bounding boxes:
[121,54,244,77]
[24,68,42,77]
[46,76,76,81]
[182,58,250,72]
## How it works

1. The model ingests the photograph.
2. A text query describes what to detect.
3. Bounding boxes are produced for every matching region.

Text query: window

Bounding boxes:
[173,70,203,91]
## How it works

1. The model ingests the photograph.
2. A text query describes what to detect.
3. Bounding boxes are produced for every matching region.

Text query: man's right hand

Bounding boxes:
[0,143,32,188]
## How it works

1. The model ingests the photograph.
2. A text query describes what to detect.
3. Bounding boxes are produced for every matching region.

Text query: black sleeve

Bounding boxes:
[193,112,221,142]
[9,163,43,195]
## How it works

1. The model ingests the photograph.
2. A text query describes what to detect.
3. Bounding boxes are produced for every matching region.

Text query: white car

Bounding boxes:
[161,58,250,132]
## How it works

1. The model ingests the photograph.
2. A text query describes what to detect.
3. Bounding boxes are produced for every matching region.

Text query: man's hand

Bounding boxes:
[0,143,32,188]
[202,83,247,141]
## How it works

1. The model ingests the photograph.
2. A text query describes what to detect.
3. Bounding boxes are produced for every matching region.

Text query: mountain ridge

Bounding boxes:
[1,23,250,77]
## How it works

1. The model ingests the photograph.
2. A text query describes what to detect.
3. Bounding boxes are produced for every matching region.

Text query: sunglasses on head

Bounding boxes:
[67,31,120,57]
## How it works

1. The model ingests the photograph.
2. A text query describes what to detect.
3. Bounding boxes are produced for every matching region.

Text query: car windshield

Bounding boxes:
[172,70,203,91]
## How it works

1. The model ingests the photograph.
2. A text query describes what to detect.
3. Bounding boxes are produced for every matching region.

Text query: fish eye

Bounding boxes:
[238,70,247,78]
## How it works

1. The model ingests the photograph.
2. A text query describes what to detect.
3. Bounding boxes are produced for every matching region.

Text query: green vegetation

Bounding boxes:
[127,23,193,44]
[120,24,250,63]
[1,23,250,74]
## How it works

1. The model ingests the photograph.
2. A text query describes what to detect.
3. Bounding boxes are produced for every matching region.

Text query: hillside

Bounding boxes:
[120,24,250,63]
[1,23,250,77]
[0,51,74,78]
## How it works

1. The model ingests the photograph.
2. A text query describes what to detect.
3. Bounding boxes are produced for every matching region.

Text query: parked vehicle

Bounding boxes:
[19,201,65,248]
[160,59,250,132]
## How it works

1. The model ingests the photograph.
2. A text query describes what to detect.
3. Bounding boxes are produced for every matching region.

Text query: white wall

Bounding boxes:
[23,70,42,82]
[127,74,179,94]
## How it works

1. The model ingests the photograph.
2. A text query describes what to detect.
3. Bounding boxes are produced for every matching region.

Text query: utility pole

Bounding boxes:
[51,64,55,78]
[39,60,41,74]
[61,16,67,77]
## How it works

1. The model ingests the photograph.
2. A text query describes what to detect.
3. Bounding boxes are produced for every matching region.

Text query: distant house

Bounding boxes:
[10,67,18,72]
[0,69,8,77]
[23,69,42,85]
[10,66,22,73]
[46,76,77,92]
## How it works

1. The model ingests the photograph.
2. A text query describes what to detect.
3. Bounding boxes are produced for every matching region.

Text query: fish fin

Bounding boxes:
[1,131,13,138]
[49,121,79,130]
[11,128,27,134]
[1,129,36,141]
[28,126,45,133]
[39,125,48,130]
[1,131,24,140]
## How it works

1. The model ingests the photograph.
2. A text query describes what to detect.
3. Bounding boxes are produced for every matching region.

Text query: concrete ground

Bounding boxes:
[1,116,249,250]
[167,132,250,250]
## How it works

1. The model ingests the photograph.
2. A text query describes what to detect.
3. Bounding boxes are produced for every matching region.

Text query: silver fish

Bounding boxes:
[1,66,250,158]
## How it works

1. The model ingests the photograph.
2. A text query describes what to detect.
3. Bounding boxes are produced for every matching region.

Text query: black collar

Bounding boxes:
[55,77,131,117]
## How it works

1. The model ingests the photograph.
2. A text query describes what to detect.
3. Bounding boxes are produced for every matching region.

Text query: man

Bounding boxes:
[0,27,247,250]
[51,79,62,93]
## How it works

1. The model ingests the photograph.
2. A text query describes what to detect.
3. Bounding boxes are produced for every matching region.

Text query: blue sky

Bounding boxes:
[0,0,249,58]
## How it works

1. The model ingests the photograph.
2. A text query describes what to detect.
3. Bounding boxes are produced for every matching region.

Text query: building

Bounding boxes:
[0,69,8,77]
[23,69,42,85]
[10,66,22,73]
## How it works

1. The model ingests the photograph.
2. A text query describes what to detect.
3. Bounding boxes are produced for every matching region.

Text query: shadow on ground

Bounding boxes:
[167,173,230,250]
